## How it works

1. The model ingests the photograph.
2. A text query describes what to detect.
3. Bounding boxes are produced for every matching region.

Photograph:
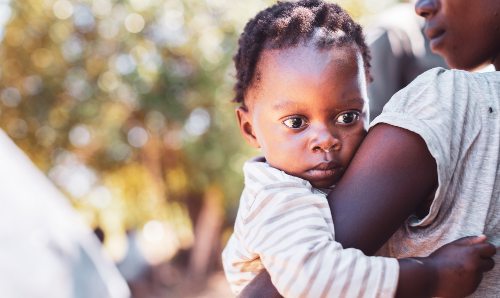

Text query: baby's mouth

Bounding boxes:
[306,161,341,180]
[311,161,339,170]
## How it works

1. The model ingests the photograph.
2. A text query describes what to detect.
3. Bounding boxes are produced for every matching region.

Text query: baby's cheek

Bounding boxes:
[342,129,366,160]
[269,146,304,172]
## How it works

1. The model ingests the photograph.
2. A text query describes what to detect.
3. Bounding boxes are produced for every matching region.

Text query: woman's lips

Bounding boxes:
[425,27,446,50]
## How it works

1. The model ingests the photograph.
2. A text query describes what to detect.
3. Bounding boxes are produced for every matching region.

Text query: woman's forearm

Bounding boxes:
[239,270,282,298]
[239,124,438,297]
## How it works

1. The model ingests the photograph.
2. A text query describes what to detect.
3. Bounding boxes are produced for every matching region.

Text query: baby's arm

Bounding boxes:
[240,235,496,298]
[245,188,397,297]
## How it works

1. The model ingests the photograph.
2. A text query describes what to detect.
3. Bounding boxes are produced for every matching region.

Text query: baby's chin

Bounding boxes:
[309,179,337,190]
[277,166,340,189]
[298,170,342,190]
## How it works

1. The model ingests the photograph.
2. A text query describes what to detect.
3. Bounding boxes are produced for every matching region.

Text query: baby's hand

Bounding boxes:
[428,235,496,298]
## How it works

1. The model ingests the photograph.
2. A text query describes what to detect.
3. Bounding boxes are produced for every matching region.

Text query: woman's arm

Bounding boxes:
[239,125,496,297]
[329,123,437,254]
[239,124,438,297]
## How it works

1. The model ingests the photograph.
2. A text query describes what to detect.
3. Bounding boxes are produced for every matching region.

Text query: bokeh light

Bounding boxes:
[1,87,21,107]
[127,126,149,148]
[53,0,74,20]
[184,107,211,137]
[124,13,145,34]
[69,124,92,147]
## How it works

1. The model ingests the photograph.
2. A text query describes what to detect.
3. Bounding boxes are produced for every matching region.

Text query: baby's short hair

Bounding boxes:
[233,0,371,105]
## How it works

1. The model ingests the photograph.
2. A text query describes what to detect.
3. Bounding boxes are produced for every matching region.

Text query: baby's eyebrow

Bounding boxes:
[271,97,365,111]
[272,100,302,111]
[343,96,365,104]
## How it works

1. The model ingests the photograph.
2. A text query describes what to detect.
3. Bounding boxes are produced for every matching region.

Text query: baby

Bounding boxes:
[222,1,495,297]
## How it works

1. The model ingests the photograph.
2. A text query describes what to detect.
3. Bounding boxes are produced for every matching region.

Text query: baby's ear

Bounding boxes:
[235,106,260,148]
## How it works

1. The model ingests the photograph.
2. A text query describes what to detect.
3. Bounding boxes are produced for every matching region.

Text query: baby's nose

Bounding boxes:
[310,129,341,153]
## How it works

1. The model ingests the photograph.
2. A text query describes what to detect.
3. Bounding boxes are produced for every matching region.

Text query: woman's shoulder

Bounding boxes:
[410,67,465,86]
[387,67,499,108]
[412,67,500,87]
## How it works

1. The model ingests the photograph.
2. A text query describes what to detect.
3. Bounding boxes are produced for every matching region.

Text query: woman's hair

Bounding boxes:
[233,0,371,104]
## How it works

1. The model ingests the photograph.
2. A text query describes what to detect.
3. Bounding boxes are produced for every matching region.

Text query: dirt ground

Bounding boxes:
[127,264,233,298]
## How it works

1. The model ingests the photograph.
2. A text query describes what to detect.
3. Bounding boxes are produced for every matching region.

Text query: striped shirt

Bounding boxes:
[222,159,399,298]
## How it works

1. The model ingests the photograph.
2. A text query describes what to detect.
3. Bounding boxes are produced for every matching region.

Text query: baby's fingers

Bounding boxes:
[478,257,495,272]
[455,235,487,245]
[474,242,497,258]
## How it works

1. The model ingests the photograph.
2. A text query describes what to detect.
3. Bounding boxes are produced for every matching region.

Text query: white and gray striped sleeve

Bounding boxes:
[243,183,399,298]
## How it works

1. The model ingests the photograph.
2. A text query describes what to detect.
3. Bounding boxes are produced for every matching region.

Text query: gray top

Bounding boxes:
[372,68,499,297]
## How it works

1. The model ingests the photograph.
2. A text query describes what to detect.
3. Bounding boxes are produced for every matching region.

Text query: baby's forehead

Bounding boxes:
[257,44,363,83]
[244,43,367,109]
[259,42,362,71]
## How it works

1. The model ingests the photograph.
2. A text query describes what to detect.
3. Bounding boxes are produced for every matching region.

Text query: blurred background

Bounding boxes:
[0,0,439,297]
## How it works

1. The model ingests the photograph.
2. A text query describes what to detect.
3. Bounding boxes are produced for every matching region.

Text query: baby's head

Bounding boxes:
[234,0,370,189]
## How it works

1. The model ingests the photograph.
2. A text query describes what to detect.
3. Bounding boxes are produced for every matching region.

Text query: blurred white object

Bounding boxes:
[0,129,130,298]
[117,230,150,282]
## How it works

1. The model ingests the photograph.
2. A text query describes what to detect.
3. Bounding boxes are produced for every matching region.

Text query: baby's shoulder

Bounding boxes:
[239,160,327,221]
[242,159,312,197]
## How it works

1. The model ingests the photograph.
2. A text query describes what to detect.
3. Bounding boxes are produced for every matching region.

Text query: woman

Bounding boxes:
[242,0,499,296]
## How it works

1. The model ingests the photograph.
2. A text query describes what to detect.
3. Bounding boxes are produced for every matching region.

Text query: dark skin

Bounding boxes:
[240,126,496,298]
[415,0,500,71]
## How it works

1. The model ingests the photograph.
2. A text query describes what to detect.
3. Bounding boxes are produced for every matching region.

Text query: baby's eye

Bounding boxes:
[283,117,308,129]
[336,111,360,125]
